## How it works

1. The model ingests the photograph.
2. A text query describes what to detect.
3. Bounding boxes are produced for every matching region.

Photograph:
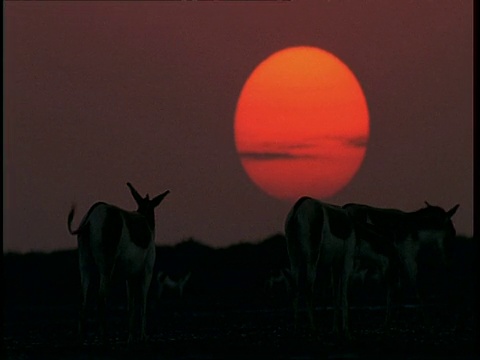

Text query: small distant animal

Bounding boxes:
[157,271,192,300]
[265,268,292,295]
[67,182,170,343]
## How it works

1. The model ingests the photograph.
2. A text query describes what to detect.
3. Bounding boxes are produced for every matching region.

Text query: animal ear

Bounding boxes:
[127,182,143,205]
[425,201,432,207]
[152,190,170,207]
[447,204,459,218]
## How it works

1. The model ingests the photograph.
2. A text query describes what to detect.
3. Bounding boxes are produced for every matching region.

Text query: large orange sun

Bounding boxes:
[234,46,369,201]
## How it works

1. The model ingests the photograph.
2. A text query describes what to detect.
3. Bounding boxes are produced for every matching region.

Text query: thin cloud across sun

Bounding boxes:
[238,151,319,161]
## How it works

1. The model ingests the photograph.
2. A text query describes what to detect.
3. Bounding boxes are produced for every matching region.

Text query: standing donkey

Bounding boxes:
[343,201,459,323]
[285,196,357,339]
[67,182,170,343]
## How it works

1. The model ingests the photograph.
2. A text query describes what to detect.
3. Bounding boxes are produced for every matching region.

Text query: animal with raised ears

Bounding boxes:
[265,268,292,295]
[67,182,170,343]
[157,271,192,300]
[343,201,459,321]
[285,196,357,339]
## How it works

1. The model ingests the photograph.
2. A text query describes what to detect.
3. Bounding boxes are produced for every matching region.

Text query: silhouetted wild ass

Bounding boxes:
[67,183,170,343]
[156,271,191,301]
[264,268,292,299]
[343,201,459,321]
[285,196,458,339]
[285,197,357,339]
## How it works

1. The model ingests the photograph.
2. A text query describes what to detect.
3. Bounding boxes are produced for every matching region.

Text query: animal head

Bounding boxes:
[127,182,170,222]
[417,202,459,262]
[424,201,459,217]
[420,202,459,233]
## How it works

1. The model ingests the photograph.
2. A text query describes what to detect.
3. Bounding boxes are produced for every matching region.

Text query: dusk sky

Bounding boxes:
[4,1,473,253]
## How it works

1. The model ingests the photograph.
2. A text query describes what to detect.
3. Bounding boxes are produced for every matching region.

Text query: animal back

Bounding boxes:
[326,206,353,240]
[124,214,153,249]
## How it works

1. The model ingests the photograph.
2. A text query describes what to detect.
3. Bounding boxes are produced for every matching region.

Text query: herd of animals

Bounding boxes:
[67,183,460,343]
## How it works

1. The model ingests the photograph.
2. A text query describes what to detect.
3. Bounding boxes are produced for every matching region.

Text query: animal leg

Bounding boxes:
[139,270,153,342]
[340,237,355,341]
[78,269,90,341]
[98,274,111,342]
[403,258,428,325]
[332,269,341,336]
[384,268,400,328]
[340,270,351,340]
[385,282,392,327]
[127,277,138,344]
[77,236,92,342]
[305,263,317,332]
[290,266,301,333]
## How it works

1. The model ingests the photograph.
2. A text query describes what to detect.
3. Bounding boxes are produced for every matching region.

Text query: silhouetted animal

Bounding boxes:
[343,201,459,322]
[157,271,191,300]
[264,268,292,295]
[67,182,170,343]
[285,197,357,339]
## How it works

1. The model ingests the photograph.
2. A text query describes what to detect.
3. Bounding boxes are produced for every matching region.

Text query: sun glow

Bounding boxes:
[234,46,369,201]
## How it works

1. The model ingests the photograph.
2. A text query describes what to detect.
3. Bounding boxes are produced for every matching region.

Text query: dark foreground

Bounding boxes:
[4,237,478,359]
[3,303,478,360]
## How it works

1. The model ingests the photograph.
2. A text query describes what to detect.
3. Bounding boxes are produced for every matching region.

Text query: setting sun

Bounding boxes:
[234,46,370,201]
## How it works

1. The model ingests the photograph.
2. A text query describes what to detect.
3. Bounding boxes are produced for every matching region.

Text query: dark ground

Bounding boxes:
[3,303,478,359]
[3,235,478,359]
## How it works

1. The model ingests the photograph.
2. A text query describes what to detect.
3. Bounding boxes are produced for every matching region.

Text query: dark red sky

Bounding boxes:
[4,1,473,253]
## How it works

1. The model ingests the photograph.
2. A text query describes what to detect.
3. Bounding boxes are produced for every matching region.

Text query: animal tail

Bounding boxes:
[67,204,80,235]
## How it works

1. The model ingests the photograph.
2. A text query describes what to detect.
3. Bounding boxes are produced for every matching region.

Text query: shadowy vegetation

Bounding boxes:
[4,234,477,313]
[3,234,290,311]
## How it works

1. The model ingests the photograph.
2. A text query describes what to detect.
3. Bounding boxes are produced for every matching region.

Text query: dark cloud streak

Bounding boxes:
[239,151,318,161]
[343,136,368,148]
[261,142,316,151]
